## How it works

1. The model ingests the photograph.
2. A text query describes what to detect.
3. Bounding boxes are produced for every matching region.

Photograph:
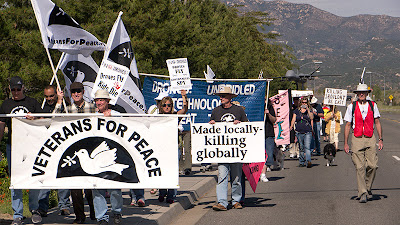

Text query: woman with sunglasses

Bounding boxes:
[158,90,188,204]
[290,97,314,168]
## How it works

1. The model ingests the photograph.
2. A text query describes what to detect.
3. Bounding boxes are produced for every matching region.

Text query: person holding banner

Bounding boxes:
[325,106,342,150]
[260,99,277,182]
[290,97,314,168]
[91,89,124,224]
[210,86,247,211]
[158,90,188,204]
[54,82,96,224]
[343,83,383,203]
[0,76,44,225]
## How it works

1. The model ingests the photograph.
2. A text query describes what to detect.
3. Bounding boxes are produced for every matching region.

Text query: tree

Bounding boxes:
[0,0,295,102]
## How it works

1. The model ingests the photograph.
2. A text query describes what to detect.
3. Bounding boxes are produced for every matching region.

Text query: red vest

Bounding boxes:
[353,101,374,137]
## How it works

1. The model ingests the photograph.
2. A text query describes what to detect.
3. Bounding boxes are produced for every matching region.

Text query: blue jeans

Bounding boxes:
[7,144,40,219]
[38,189,71,212]
[296,132,312,165]
[130,189,145,201]
[265,137,276,166]
[216,163,242,208]
[92,189,122,222]
[311,122,321,154]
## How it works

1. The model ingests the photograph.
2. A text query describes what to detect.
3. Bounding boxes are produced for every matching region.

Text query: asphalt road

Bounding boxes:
[175,112,400,225]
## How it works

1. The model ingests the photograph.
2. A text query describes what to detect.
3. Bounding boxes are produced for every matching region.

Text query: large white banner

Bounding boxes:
[324,88,347,106]
[191,122,265,163]
[11,116,178,189]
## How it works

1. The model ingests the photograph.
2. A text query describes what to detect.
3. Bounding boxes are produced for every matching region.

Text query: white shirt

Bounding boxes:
[344,101,380,129]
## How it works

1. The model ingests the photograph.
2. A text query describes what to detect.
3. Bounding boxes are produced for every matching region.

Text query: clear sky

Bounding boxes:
[280,0,400,17]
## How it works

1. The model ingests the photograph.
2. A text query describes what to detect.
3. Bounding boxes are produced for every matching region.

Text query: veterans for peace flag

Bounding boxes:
[11,116,179,189]
[92,12,146,113]
[30,0,105,56]
[60,54,99,103]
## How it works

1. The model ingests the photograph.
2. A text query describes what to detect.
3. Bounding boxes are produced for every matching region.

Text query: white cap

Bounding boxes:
[155,91,169,101]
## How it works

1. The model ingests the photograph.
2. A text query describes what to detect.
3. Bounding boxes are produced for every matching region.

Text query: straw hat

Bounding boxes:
[215,86,238,98]
[94,89,111,99]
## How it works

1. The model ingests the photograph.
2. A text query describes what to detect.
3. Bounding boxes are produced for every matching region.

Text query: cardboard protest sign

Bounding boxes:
[270,90,291,146]
[191,122,265,163]
[11,116,178,189]
[92,59,130,104]
[324,88,347,106]
[166,58,192,91]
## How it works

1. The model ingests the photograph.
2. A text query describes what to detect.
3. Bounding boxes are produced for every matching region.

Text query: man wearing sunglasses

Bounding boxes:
[0,76,44,225]
[210,86,247,211]
[53,82,96,223]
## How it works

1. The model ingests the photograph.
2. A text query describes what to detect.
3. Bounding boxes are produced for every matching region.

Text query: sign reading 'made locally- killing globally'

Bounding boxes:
[191,122,265,163]
[324,88,347,106]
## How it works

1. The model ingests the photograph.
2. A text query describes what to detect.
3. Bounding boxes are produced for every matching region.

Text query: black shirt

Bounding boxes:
[210,104,248,122]
[0,96,43,143]
[264,104,276,137]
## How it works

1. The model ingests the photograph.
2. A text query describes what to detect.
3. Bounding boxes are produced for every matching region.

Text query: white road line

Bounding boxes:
[393,156,400,161]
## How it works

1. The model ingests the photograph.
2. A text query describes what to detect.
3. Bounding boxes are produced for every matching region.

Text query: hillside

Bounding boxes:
[220,0,400,90]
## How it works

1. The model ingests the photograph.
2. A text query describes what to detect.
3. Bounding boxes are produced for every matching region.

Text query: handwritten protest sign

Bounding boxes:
[324,88,347,106]
[270,90,290,145]
[242,156,267,192]
[191,122,265,163]
[92,59,129,104]
[166,58,192,91]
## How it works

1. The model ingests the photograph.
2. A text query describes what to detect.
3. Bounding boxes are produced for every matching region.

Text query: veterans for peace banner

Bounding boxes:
[93,12,146,113]
[270,90,291,146]
[11,116,178,189]
[30,0,105,56]
[142,77,266,130]
[191,122,265,163]
[324,88,347,106]
[166,58,193,91]
[60,54,99,103]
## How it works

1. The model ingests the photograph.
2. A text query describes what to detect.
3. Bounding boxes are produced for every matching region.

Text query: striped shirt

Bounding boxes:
[54,101,96,114]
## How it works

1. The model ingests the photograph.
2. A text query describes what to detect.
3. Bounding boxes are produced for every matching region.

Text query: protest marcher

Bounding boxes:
[344,83,383,203]
[322,104,330,142]
[210,86,247,211]
[158,90,188,204]
[91,89,124,224]
[54,82,96,224]
[325,105,342,150]
[260,99,276,182]
[290,96,314,168]
[310,96,324,156]
[289,97,300,158]
[0,76,43,225]
[37,85,72,217]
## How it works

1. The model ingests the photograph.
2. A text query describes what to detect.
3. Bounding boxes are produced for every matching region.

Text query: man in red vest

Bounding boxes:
[343,83,383,203]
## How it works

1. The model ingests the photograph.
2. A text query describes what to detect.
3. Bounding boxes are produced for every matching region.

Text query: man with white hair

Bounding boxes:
[344,83,383,203]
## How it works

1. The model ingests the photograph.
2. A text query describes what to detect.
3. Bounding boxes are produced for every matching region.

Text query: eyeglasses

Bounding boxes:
[219,95,227,98]
[162,104,172,107]
[71,89,83,94]
[45,94,55,98]
[11,88,22,92]
[302,102,308,104]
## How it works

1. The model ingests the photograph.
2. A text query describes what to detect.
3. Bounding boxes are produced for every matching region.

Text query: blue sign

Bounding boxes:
[142,77,266,130]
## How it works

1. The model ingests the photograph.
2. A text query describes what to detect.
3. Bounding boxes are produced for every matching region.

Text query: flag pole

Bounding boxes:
[42,50,69,113]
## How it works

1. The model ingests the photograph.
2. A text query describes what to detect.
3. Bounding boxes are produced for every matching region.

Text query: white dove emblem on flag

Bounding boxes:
[73,141,129,175]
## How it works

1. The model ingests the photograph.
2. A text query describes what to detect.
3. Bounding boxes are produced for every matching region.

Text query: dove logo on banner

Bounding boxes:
[57,137,139,183]
[48,6,81,28]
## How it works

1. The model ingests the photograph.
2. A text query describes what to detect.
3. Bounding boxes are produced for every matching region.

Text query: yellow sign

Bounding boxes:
[389,95,393,100]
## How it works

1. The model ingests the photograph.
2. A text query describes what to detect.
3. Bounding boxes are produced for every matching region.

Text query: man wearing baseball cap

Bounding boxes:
[343,83,383,203]
[0,76,43,224]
